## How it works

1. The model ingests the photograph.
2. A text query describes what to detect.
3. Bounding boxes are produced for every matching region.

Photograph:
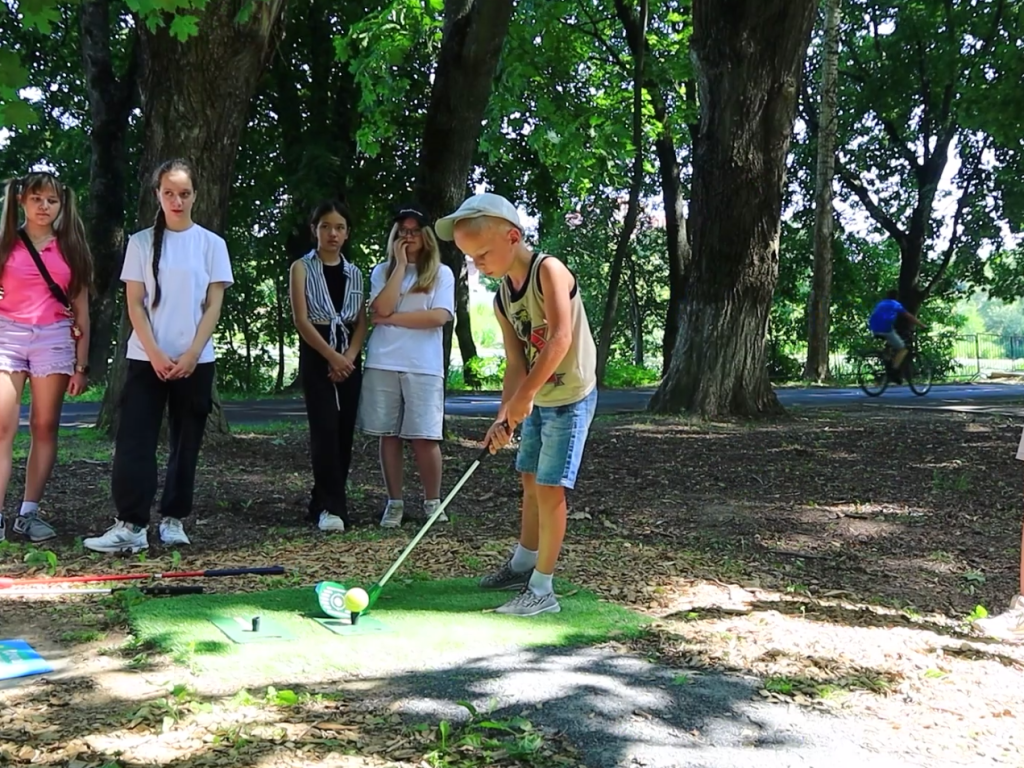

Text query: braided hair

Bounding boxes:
[149,158,196,308]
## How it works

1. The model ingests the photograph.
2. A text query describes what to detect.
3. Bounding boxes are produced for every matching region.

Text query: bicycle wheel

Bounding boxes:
[907,355,933,396]
[857,354,889,397]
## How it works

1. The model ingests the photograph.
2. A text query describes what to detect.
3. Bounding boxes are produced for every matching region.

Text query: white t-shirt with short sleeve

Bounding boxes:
[121,223,234,364]
[365,262,455,377]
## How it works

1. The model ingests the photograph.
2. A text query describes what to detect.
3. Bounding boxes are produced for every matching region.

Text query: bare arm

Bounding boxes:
[513,259,574,400]
[71,288,90,369]
[289,260,342,361]
[125,280,164,360]
[496,298,528,409]
[186,281,228,359]
[375,308,451,329]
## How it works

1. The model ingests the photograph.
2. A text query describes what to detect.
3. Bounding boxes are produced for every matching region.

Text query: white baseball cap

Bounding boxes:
[434,192,522,242]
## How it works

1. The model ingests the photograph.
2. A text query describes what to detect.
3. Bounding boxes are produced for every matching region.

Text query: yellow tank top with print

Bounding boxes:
[497,253,597,407]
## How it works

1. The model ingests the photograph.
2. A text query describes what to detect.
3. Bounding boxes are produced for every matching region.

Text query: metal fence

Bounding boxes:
[817,334,1024,383]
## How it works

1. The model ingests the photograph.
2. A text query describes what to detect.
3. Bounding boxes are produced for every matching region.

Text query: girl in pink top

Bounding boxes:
[0,172,93,544]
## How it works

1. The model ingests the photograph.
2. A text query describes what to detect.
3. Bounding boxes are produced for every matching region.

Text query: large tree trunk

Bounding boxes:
[95,0,286,436]
[804,0,841,382]
[649,0,817,417]
[413,0,515,381]
[79,0,139,381]
[596,0,648,387]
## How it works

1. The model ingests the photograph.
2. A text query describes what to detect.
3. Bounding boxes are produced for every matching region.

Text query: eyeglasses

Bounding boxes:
[398,228,422,238]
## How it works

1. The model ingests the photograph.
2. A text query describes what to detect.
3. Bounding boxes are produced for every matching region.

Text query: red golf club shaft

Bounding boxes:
[0,565,285,589]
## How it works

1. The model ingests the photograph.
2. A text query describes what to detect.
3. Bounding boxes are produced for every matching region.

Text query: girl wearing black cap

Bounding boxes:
[358,205,455,528]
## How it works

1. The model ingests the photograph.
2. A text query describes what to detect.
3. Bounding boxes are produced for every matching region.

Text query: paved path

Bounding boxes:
[37,382,1024,429]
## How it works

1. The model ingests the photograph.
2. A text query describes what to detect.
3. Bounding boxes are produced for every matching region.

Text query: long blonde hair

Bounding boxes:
[385,221,442,293]
[0,172,94,299]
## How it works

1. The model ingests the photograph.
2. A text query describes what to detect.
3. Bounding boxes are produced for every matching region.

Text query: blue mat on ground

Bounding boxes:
[0,639,52,680]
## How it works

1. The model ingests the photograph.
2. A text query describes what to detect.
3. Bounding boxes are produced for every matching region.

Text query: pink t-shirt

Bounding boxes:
[0,238,73,325]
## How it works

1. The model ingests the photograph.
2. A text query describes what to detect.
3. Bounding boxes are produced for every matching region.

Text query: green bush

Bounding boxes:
[602,360,660,388]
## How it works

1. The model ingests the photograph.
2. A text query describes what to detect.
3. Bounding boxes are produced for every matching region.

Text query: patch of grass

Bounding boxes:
[128,577,651,682]
[60,629,105,644]
[12,426,111,462]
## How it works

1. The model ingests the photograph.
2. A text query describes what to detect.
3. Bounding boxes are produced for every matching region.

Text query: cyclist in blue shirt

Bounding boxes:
[868,290,926,376]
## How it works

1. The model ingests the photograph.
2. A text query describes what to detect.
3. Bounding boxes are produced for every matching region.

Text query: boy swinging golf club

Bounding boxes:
[435,193,598,617]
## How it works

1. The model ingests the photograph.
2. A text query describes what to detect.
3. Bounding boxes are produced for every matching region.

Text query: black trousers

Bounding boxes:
[112,360,215,527]
[300,330,362,525]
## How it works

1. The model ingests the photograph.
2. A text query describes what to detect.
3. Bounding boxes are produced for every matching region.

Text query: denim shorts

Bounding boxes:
[515,387,598,488]
[0,315,76,377]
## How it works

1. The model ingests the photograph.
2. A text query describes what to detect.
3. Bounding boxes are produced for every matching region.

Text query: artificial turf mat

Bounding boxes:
[128,577,651,679]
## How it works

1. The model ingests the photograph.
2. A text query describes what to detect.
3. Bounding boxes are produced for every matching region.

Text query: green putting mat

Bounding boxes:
[128,577,651,681]
[210,614,295,644]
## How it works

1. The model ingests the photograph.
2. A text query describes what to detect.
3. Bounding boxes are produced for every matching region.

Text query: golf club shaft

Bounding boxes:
[373,455,486,593]
[0,565,285,589]
[1,585,204,597]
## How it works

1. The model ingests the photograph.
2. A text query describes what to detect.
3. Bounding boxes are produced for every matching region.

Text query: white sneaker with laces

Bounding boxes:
[84,520,148,554]
[974,595,1024,642]
[424,499,448,523]
[380,500,404,528]
[0,514,5,543]
[318,511,345,532]
[159,517,191,546]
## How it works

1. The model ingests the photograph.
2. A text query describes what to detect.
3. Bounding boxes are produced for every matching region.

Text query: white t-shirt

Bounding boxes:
[121,224,234,363]
[365,262,455,377]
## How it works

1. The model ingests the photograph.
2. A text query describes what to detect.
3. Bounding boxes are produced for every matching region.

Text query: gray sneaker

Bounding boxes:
[479,560,533,590]
[495,587,560,617]
[12,512,56,543]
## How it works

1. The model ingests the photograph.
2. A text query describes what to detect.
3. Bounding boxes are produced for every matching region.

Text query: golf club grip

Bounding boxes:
[196,566,286,578]
[475,419,511,462]
[139,585,204,595]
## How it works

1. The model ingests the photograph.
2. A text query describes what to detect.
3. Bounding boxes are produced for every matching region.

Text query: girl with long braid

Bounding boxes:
[0,172,93,543]
[84,159,234,554]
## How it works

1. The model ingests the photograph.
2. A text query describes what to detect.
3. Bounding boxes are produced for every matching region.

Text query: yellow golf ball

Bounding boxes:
[343,587,369,613]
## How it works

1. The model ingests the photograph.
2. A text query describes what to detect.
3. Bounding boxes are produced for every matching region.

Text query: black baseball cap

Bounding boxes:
[393,204,428,227]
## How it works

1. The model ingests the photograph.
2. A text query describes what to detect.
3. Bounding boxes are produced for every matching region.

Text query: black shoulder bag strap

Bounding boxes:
[17,229,72,310]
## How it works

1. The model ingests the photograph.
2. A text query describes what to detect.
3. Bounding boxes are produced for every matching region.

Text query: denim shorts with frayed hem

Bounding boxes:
[0,315,76,377]
[515,387,597,489]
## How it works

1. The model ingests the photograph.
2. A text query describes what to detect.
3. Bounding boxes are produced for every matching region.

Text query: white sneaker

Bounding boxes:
[974,595,1024,642]
[83,520,148,554]
[380,500,404,528]
[0,514,5,543]
[424,500,448,523]
[159,517,191,546]
[318,511,345,532]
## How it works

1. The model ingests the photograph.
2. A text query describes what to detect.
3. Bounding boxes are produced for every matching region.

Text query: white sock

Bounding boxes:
[424,498,440,508]
[510,544,538,573]
[20,501,39,517]
[387,499,404,508]
[528,570,553,596]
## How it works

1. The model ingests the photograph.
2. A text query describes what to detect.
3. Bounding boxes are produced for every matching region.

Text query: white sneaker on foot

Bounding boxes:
[380,500,404,528]
[0,514,5,543]
[83,520,148,554]
[318,511,345,532]
[159,517,191,546]
[974,595,1024,642]
[423,499,448,523]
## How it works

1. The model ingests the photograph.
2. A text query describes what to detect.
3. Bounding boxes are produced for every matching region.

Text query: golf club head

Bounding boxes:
[364,583,383,613]
[315,581,348,618]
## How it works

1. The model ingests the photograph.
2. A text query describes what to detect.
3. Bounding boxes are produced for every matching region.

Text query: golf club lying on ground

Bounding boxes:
[1,585,205,597]
[362,423,509,612]
[0,565,286,590]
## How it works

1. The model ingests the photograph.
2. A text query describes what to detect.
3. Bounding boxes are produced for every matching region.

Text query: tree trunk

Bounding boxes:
[804,0,841,382]
[627,252,643,367]
[79,0,139,381]
[612,0,693,378]
[649,0,817,418]
[596,0,648,387]
[95,0,287,436]
[413,0,516,382]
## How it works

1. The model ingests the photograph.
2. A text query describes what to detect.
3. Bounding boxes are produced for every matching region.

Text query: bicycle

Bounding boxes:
[853,334,934,397]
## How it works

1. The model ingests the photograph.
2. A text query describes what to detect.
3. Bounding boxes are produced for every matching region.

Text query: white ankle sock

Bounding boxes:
[20,501,39,517]
[388,499,404,508]
[528,570,553,596]
[510,544,538,573]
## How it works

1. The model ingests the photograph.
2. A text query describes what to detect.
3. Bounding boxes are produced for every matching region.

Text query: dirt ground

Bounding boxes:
[2,405,1024,766]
